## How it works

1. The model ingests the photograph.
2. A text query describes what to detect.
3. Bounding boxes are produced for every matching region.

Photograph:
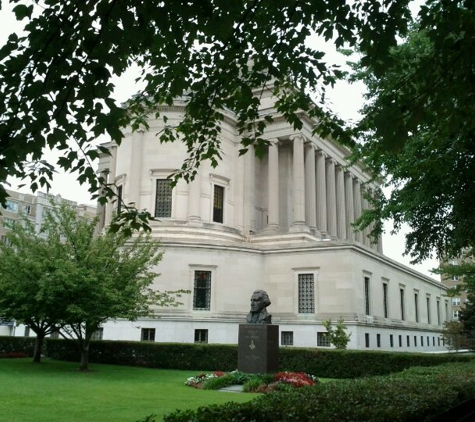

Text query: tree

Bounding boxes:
[441,321,467,353]
[350,0,475,262]
[0,0,414,216]
[322,317,351,349]
[459,293,475,351]
[0,201,184,370]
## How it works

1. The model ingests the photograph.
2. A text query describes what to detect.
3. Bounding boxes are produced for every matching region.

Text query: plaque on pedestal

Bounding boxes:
[238,324,279,374]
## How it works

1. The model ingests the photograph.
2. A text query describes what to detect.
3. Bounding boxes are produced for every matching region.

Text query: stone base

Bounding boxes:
[237,324,279,374]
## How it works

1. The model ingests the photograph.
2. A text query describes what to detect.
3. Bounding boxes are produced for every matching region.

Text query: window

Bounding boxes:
[390,334,394,347]
[2,217,15,229]
[445,301,449,321]
[141,328,155,341]
[437,299,441,325]
[453,310,461,319]
[426,296,431,324]
[194,329,208,344]
[452,275,459,281]
[383,282,389,318]
[398,335,402,347]
[281,331,294,346]
[155,179,172,218]
[400,288,405,320]
[23,205,31,214]
[452,297,461,306]
[298,273,315,313]
[427,336,430,346]
[414,292,419,322]
[421,336,424,347]
[193,270,211,310]
[365,333,370,348]
[376,333,381,348]
[116,185,123,215]
[317,332,330,347]
[212,185,224,223]
[407,335,410,347]
[91,328,104,340]
[50,331,60,339]
[24,326,30,337]
[364,276,371,315]
[433,337,435,346]
[4,200,18,213]
[414,336,417,347]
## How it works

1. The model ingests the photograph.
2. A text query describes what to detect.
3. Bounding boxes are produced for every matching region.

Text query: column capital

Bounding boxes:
[290,133,305,142]
[267,137,280,145]
[316,149,327,159]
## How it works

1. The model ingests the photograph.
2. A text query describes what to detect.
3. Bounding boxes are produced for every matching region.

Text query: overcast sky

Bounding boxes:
[0,3,439,280]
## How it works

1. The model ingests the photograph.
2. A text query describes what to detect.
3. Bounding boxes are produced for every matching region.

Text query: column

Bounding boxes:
[325,158,337,237]
[305,143,316,231]
[104,144,117,227]
[335,164,347,239]
[187,170,202,223]
[267,139,280,229]
[128,130,144,208]
[316,150,327,235]
[344,172,355,241]
[353,178,363,243]
[243,148,256,233]
[361,188,371,247]
[95,170,108,234]
[291,134,305,226]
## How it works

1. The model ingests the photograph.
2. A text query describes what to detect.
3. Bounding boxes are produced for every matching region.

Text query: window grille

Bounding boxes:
[426,296,431,324]
[141,328,155,341]
[193,271,211,310]
[298,274,315,313]
[155,179,172,218]
[317,332,330,347]
[91,328,104,340]
[213,185,224,223]
[400,288,405,320]
[194,329,208,344]
[383,283,389,318]
[414,293,419,322]
[281,331,294,346]
[364,276,371,315]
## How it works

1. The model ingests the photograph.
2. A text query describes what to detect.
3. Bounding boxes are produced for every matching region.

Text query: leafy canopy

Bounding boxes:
[0,0,412,209]
[350,0,475,262]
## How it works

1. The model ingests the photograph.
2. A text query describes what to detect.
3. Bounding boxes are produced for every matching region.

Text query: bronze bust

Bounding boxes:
[246,289,272,324]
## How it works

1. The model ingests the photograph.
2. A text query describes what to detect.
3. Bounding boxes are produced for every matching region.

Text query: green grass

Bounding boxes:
[0,358,257,422]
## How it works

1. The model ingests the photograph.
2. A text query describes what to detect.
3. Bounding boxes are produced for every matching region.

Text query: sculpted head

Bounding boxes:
[250,290,271,313]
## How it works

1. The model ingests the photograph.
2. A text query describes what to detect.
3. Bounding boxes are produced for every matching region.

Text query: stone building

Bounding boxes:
[94,90,450,352]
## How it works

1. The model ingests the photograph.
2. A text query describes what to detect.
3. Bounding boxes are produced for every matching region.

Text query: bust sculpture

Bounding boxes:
[246,289,272,324]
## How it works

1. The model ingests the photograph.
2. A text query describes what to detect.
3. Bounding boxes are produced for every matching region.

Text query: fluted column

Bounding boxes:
[335,164,347,239]
[105,144,117,227]
[267,139,280,229]
[292,134,306,226]
[187,171,202,223]
[344,172,355,241]
[353,178,363,243]
[95,170,108,234]
[128,130,144,208]
[326,158,337,237]
[243,148,256,233]
[305,143,317,231]
[316,150,327,235]
[361,188,371,247]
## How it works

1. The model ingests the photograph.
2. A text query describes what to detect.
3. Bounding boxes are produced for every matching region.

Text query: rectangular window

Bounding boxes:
[427,296,431,324]
[364,276,371,315]
[91,328,104,340]
[376,333,381,348]
[383,282,389,318]
[453,310,460,319]
[194,329,208,344]
[4,200,18,213]
[23,205,31,214]
[193,270,211,310]
[298,274,315,313]
[213,185,224,223]
[421,336,424,347]
[2,217,15,229]
[414,292,419,322]
[398,335,402,347]
[317,332,330,347]
[390,334,394,347]
[155,179,172,218]
[433,337,435,346]
[445,301,449,321]
[400,288,405,320]
[437,299,441,325]
[452,297,461,306]
[281,331,294,346]
[141,328,155,342]
[427,336,429,346]
[365,333,370,348]
[452,275,459,281]
[24,326,30,337]
[407,335,410,347]
[414,336,417,347]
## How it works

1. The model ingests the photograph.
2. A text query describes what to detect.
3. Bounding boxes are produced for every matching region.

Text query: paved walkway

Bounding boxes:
[218,385,244,393]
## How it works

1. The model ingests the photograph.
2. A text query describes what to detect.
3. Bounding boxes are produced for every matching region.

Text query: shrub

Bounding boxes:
[0,336,35,357]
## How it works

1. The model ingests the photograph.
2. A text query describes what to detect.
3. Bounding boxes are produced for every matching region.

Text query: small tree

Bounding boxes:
[441,321,467,353]
[322,317,351,350]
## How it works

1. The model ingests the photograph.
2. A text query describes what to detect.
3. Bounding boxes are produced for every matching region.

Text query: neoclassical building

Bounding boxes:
[96,92,450,351]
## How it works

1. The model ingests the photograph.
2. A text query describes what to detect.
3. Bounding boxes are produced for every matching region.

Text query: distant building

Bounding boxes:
[0,189,96,336]
[92,92,451,352]
[440,257,469,320]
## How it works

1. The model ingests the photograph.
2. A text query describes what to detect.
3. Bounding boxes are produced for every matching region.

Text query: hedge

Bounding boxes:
[0,336,35,357]
[44,339,473,378]
[164,360,475,422]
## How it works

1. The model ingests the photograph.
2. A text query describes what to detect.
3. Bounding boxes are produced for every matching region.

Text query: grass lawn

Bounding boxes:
[0,358,257,422]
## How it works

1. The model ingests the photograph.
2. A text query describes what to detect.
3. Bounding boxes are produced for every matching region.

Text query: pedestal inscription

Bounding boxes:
[237,324,279,374]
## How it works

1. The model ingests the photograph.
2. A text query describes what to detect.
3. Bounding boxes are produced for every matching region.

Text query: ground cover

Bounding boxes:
[0,358,256,422]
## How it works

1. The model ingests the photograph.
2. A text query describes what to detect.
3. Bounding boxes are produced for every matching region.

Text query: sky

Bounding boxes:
[0,3,440,280]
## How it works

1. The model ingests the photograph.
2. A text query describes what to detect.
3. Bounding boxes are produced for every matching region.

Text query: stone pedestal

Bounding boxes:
[237,324,279,374]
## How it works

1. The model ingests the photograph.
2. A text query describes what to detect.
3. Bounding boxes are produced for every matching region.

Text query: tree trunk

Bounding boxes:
[33,334,44,363]
[79,341,90,371]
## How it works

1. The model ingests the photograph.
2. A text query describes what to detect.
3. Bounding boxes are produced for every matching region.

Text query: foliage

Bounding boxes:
[441,321,468,352]
[44,338,473,378]
[0,200,184,369]
[350,0,475,262]
[0,335,35,357]
[322,317,351,349]
[0,358,254,422]
[460,293,475,351]
[165,360,475,422]
[0,0,415,218]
